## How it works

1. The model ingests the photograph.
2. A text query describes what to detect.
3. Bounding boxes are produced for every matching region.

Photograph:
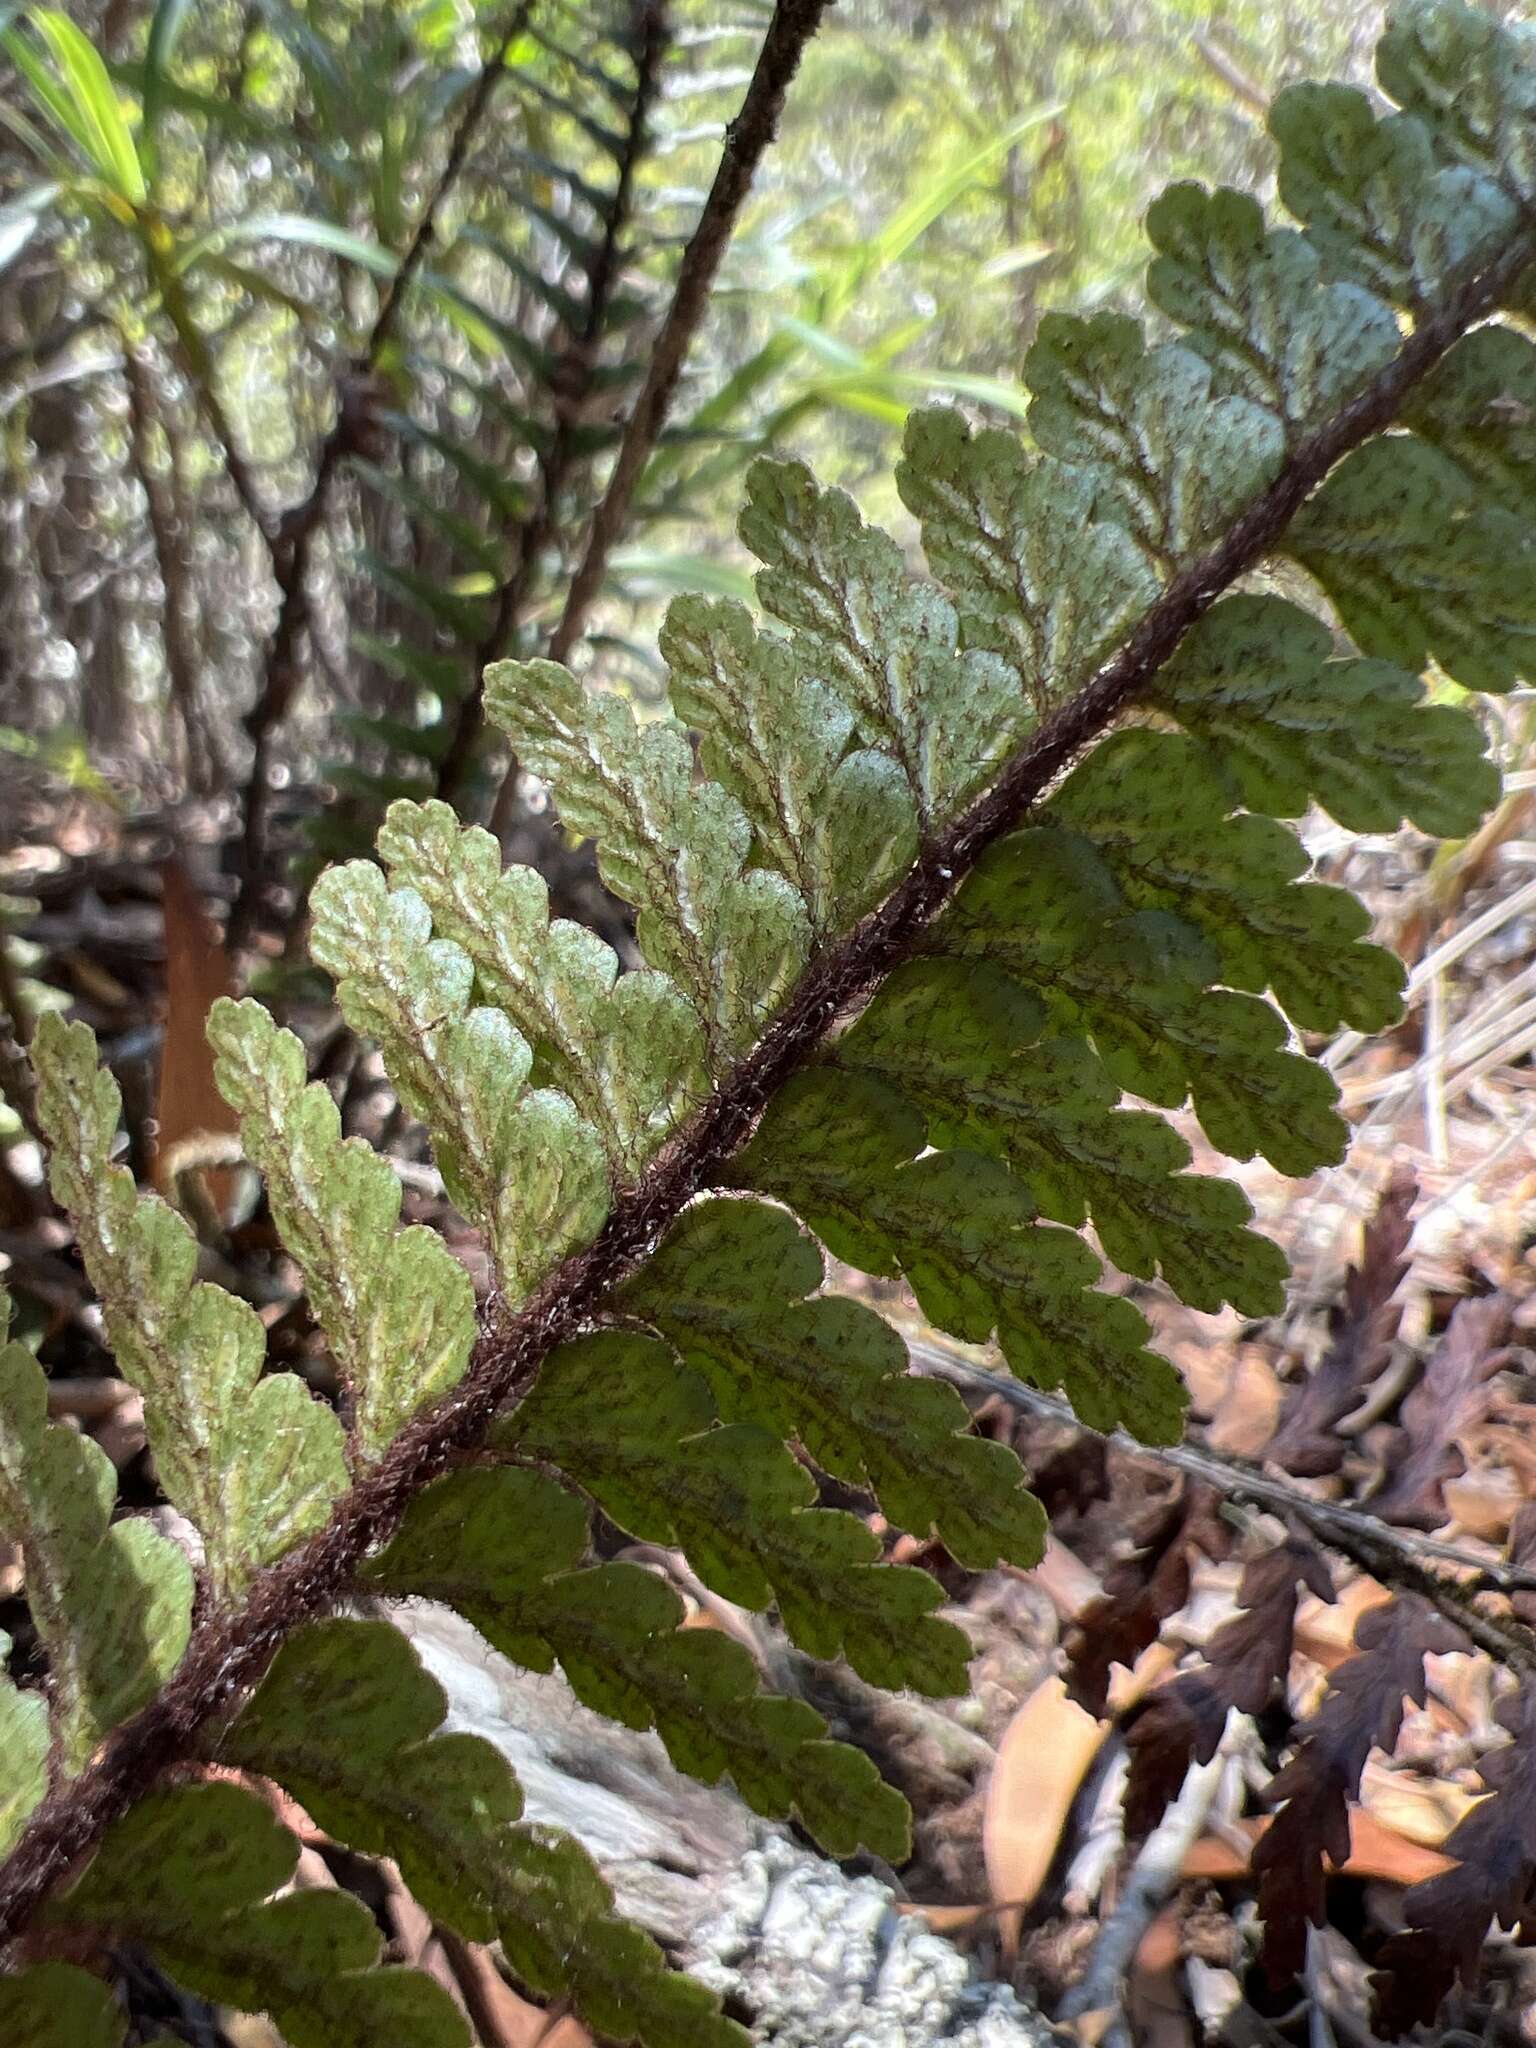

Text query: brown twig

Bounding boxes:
[434,0,672,809]
[437,0,832,819]
[910,1342,1536,1677]
[545,0,831,667]
[226,0,538,952]
[1,211,1533,1951]
[1191,29,1269,115]
[122,345,220,795]
[143,240,275,546]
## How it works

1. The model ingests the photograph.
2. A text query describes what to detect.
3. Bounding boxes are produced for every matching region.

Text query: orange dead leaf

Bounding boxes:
[154,857,241,1219]
[1183,1807,1456,1886]
[983,1676,1108,1962]
[1206,1347,1284,1458]
[1019,1536,1104,1621]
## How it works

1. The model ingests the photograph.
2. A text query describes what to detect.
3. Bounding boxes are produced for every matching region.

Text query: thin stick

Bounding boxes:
[1061,1721,1242,2036]
[544,0,831,667]
[440,0,833,813]
[1,212,1533,1948]
[909,1341,1536,1676]
[432,0,672,809]
[227,0,537,950]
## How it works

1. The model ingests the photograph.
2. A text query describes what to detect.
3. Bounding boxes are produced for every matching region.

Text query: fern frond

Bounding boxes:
[363,1464,911,1860]
[485,658,811,1061]
[207,997,477,1463]
[4,6,1536,2041]
[30,1013,346,1596]
[46,1781,473,2047]
[375,797,708,1171]
[307,868,611,1294]
[0,1285,179,1783]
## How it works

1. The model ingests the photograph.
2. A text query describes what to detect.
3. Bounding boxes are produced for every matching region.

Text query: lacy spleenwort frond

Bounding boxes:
[1,4,1534,2040]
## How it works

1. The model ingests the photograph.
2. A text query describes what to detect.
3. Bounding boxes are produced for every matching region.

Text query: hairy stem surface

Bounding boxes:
[3,216,1534,1954]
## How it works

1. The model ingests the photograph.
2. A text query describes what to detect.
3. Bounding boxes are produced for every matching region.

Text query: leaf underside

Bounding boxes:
[4,3,1535,2041]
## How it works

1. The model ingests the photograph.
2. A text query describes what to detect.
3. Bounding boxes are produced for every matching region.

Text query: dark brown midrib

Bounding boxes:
[4,218,1534,1953]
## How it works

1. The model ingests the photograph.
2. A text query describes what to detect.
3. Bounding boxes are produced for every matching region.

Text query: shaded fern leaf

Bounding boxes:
[365,1465,911,1860]
[1146,594,1498,837]
[0,1964,127,2048]
[621,1195,1048,1568]
[45,1782,473,2048]
[504,1329,974,1693]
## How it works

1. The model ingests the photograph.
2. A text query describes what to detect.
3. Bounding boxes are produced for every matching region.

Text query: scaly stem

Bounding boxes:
[2,210,1535,1958]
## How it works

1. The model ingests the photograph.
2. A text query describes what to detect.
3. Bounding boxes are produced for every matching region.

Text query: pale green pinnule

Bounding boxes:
[893,410,1159,706]
[366,1465,911,1860]
[29,1011,346,1597]
[1024,311,1285,559]
[659,593,917,935]
[0,1283,191,1775]
[309,865,609,1297]
[376,798,708,1172]
[484,658,809,1061]
[206,997,475,1462]
[1144,183,1400,431]
[1270,82,1517,310]
[737,455,1025,812]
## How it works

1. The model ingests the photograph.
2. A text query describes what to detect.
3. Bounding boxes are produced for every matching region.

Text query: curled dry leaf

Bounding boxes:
[1373,1294,1513,1529]
[983,1676,1108,1959]
[1268,1167,1415,1479]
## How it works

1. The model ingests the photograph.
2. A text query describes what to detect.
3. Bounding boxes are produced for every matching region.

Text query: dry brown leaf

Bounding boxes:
[983,1676,1108,1960]
[153,856,241,1218]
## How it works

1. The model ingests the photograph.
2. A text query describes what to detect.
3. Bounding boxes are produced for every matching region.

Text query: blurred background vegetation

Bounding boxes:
[0,0,1371,955]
